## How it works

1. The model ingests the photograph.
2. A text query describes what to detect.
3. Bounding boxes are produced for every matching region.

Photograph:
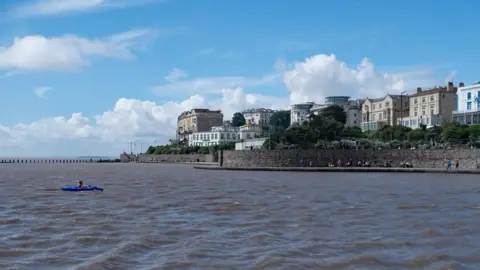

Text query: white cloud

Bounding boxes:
[0,89,287,156]
[164,68,187,82]
[284,54,434,104]
[0,53,440,156]
[34,86,51,98]
[0,29,154,71]
[10,0,161,17]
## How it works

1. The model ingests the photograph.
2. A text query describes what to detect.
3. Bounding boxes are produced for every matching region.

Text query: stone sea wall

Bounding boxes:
[221,149,480,169]
[120,153,216,163]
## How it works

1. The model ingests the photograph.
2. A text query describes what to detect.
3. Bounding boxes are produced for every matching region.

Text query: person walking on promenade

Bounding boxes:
[447,159,452,170]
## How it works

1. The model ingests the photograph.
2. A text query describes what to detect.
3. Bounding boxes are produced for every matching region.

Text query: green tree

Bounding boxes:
[408,128,426,141]
[309,115,344,141]
[146,146,156,154]
[321,105,347,124]
[342,126,366,139]
[268,110,291,131]
[442,123,469,143]
[468,125,480,140]
[231,112,246,127]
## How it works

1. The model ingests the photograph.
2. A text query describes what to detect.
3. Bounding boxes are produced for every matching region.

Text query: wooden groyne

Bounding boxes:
[0,159,94,164]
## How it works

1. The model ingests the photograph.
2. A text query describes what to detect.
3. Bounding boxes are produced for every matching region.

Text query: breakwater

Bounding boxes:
[120,153,216,163]
[219,148,480,169]
[194,166,480,174]
[0,159,109,164]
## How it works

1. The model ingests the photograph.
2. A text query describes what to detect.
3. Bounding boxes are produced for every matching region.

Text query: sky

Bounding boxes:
[0,0,478,157]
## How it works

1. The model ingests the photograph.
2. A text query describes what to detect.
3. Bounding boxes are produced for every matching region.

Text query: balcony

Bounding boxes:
[453,107,480,114]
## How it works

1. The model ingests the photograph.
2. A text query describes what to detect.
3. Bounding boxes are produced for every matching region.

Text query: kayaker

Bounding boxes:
[78,181,85,188]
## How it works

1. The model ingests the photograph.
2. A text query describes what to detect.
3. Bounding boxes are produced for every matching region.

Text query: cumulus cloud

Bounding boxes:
[10,0,161,17]
[34,86,51,98]
[0,88,288,156]
[284,54,433,104]
[0,53,440,156]
[0,29,154,71]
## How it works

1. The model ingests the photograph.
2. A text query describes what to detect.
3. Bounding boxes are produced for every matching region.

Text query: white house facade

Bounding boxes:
[310,96,363,127]
[290,102,315,125]
[188,125,262,147]
[452,82,480,125]
[242,108,276,126]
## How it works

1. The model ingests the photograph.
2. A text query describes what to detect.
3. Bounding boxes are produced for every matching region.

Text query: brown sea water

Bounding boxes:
[1,163,480,269]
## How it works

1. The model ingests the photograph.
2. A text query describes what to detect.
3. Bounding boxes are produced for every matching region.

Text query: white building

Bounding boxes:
[235,137,268,150]
[188,125,262,147]
[400,83,458,128]
[452,82,480,125]
[310,96,363,126]
[242,108,277,126]
[290,102,315,125]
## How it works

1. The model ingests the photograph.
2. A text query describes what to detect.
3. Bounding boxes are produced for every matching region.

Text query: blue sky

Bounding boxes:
[0,0,478,156]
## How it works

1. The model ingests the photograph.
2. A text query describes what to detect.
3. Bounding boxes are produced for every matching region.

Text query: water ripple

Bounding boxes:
[1,164,480,269]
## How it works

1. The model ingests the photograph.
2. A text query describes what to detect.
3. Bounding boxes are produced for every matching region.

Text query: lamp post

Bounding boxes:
[400,91,407,125]
[268,125,273,150]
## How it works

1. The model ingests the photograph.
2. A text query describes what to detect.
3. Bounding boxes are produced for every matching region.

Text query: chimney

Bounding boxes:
[459,82,465,87]
[447,81,453,91]
[416,87,422,93]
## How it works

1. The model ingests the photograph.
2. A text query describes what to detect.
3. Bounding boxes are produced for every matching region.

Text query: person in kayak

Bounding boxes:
[77,181,85,188]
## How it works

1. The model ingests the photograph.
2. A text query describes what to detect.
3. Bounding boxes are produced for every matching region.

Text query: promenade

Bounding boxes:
[193,166,480,174]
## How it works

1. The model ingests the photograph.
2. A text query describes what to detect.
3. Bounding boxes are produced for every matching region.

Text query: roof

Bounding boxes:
[177,109,223,121]
[363,94,404,103]
[241,108,276,114]
[409,86,455,98]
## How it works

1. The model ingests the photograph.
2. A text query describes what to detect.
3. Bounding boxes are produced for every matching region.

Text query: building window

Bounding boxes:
[414,98,417,104]
[414,110,417,116]
[379,103,382,109]
[430,95,434,101]
[422,109,425,115]
[468,92,472,100]
[373,104,376,110]
[477,91,480,109]
[385,102,389,107]
[422,97,426,103]
[431,110,434,115]
[467,102,472,110]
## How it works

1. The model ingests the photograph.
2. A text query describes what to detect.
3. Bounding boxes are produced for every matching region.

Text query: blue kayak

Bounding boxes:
[61,185,104,192]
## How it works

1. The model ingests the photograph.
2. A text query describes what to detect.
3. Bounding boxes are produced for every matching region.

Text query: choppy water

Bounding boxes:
[1,164,480,269]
